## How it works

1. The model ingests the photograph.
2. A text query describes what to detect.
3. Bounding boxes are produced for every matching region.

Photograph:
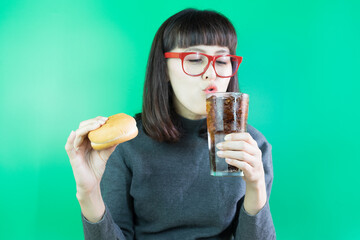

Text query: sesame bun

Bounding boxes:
[88,113,138,150]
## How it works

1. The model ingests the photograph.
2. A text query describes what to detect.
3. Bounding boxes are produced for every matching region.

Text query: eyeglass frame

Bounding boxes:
[164,52,243,78]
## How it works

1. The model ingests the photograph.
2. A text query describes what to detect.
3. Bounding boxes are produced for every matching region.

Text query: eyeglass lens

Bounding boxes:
[183,54,239,77]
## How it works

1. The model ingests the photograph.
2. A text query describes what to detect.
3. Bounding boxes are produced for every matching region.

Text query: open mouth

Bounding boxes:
[204,85,218,93]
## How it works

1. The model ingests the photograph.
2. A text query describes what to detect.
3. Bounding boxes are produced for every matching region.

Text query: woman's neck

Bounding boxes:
[173,94,206,120]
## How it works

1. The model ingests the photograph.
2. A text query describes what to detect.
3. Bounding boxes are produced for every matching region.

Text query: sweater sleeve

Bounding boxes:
[80,146,134,240]
[234,130,276,240]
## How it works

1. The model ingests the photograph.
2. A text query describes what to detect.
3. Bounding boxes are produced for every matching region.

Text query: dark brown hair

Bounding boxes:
[135,8,241,143]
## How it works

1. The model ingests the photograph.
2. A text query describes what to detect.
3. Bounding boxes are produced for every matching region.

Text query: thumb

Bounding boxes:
[65,131,76,157]
[99,144,118,160]
[107,144,118,154]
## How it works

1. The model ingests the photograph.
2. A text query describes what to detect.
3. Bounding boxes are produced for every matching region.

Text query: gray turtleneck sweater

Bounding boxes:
[80,113,276,239]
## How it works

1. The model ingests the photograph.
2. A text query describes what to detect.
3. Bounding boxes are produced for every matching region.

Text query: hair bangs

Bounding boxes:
[164,9,237,54]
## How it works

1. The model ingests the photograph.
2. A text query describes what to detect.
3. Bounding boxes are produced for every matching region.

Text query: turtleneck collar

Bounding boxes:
[174,111,207,135]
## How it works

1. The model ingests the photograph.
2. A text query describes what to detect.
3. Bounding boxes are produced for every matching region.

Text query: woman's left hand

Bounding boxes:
[216,132,265,189]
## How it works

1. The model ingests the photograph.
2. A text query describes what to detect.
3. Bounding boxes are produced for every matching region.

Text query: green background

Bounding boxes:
[1,0,359,239]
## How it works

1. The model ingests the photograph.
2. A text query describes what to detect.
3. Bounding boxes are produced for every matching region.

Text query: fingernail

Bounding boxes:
[217,151,224,156]
[99,118,107,123]
[224,135,231,141]
[70,131,76,138]
[73,140,78,151]
[216,143,223,149]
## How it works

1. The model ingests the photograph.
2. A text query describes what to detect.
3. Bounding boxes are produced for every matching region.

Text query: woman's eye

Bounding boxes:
[187,59,203,63]
[216,60,228,65]
[216,57,231,65]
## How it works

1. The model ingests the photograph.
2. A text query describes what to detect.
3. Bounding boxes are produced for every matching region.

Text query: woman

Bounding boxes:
[65,8,276,240]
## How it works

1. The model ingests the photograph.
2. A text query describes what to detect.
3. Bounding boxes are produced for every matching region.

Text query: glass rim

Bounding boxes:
[206,92,246,99]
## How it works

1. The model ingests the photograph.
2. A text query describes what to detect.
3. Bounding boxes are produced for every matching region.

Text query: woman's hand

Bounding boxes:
[65,116,118,198]
[216,132,265,187]
[216,132,267,215]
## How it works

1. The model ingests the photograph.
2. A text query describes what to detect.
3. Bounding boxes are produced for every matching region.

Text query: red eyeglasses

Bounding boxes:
[164,52,243,78]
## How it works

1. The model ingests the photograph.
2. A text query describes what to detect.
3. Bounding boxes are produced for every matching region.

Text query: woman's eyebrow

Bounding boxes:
[185,47,204,52]
[184,48,229,54]
[216,49,230,54]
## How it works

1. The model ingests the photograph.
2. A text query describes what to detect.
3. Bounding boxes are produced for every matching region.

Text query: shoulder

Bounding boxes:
[247,125,274,195]
[112,112,145,153]
[134,112,143,129]
[110,113,146,169]
[117,112,154,149]
[247,124,273,179]
[247,124,272,150]
[134,112,142,122]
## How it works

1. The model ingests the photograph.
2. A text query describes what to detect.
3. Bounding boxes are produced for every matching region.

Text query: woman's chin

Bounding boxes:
[192,109,207,119]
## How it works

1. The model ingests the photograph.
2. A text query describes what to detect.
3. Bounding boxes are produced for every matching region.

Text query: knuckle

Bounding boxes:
[229,158,238,166]
[73,138,78,147]
[65,143,72,153]
[227,133,235,140]
[246,132,251,139]
[91,122,101,129]
[238,161,245,169]
[85,122,99,131]
[91,121,100,126]
[67,134,72,141]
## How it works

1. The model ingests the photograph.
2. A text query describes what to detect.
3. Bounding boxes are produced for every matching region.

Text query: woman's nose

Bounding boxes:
[202,62,216,81]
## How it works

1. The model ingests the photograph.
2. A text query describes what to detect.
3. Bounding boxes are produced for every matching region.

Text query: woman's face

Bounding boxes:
[167,45,232,120]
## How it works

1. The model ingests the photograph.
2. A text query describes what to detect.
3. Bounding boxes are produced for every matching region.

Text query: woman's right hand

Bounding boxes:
[65,116,118,198]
